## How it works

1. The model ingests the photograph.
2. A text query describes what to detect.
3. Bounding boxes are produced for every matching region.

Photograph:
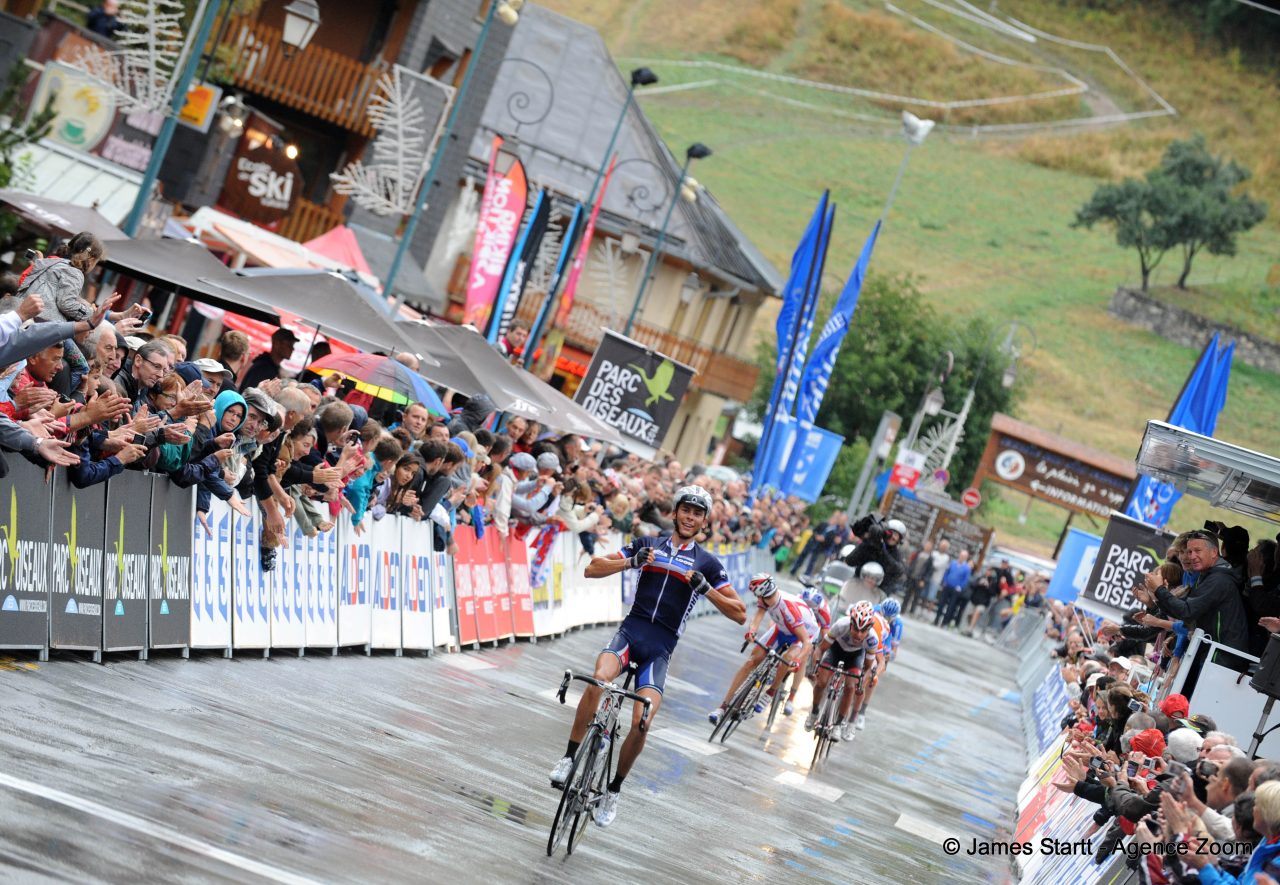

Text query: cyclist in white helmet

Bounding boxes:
[709,574,814,725]
[782,584,833,717]
[808,599,882,742]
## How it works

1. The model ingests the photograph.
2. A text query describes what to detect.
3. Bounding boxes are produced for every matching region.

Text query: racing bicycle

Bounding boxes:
[547,664,652,856]
[709,637,795,744]
[810,660,847,767]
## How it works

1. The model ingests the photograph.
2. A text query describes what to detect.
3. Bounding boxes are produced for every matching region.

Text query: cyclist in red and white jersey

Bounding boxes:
[709,574,814,724]
[781,585,832,717]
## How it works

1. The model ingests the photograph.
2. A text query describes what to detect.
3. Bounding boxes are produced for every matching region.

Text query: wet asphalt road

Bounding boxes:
[0,595,1026,884]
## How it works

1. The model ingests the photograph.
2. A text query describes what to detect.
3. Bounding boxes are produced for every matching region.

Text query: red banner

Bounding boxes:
[452,530,479,647]
[467,529,499,645]
[464,136,527,331]
[506,538,536,638]
[555,155,616,327]
[486,532,515,641]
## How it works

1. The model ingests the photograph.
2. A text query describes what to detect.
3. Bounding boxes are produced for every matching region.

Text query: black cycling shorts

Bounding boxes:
[824,644,865,673]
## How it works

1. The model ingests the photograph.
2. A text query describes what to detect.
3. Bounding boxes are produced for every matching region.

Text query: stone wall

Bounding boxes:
[1109,287,1280,374]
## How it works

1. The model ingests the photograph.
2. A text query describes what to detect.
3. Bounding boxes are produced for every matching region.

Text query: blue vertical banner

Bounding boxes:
[780,423,846,503]
[752,192,829,493]
[1125,333,1235,528]
[795,220,880,426]
[778,201,835,417]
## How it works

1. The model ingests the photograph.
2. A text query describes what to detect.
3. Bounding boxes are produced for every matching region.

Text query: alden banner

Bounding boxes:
[575,332,694,452]
[464,136,528,331]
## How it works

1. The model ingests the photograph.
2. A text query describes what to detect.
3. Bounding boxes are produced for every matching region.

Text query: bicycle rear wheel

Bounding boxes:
[547,726,597,856]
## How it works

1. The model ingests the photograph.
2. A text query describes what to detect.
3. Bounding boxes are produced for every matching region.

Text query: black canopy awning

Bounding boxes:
[0,189,127,240]
[100,238,277,323]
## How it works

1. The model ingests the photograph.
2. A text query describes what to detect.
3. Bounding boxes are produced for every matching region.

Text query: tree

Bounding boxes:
[1071,176,1180,291]
[750,273,1018,497]
[1156,135,1267,288]
[1071,135,1267,291]
[0,62,55,241]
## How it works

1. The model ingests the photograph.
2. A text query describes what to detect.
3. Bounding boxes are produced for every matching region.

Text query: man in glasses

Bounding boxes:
[1135,530,1249,654]
[114,339,174,409]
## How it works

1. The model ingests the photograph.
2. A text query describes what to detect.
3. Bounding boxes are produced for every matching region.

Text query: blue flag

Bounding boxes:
[1125,334,1235,527]
[751,192,829,493]
[795,220,880,426]
[778,202,835,417]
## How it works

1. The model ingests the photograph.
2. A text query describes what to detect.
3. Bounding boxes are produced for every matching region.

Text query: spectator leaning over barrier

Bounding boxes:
[1137,529,1250,654]
[494,451,535,538]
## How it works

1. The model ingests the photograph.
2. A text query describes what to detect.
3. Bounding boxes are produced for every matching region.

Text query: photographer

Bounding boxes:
[843,514,907,592]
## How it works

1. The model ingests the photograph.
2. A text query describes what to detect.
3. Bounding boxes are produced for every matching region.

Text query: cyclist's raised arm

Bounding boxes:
[584,541,653,579]
[704,581,747,625]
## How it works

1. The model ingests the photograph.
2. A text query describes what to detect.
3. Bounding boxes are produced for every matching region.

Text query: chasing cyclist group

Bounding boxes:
[548,485,907,829]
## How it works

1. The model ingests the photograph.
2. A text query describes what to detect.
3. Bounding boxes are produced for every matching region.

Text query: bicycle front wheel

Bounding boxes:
[547,726,597,856]
[766,667,791,730]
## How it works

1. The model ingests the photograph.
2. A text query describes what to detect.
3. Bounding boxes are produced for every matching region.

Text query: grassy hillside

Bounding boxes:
[538,0,1280,555]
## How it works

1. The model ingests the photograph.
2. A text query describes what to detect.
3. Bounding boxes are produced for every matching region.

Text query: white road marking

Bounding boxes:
[438,654,495,671]
[894,812,952,845]
[663,676,710,697]
[651,727,727,756]
[774,770,844,802]
[0,771,320,885]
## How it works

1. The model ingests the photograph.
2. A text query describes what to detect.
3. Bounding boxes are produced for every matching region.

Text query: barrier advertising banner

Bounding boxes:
[190,498,232,650]
[486,530,515,641]
[103,474,151,653]
[575,331,695,453]
[49,476,106,651]
[148,478,193,650]
[370,517,402,651]
[232,504,271,649]
[431,551,454,650]
[1075,513,1175,623]
[402,519,434,650]
[0,459,53,651]
[272,520,306,650]
[453,533,479,647]
[338,519,372,649]
[470,532,498,645]
[506,538,535,639]
[308,526,339,650]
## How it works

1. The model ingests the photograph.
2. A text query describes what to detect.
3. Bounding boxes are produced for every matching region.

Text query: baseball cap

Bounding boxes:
[1166,727,1204,764]
[1110,657,1134,671]
[124,335,147,351]
[451,436,475,459]
[272,327,300,343]
[1130,728,1166,758]
[1159,693,1191,720]
[537,452,561,472]
[509,452,536,473]
[192,357,232,377]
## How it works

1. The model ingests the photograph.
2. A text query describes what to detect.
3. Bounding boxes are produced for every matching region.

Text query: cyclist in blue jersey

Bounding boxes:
[875,597,904,666]
[549,485,747,828]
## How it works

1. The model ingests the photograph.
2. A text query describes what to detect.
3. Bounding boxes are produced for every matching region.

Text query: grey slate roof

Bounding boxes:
[468,6,782,296]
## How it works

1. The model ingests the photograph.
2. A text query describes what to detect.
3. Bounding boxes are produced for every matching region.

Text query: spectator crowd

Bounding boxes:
[1031,520,1280,880]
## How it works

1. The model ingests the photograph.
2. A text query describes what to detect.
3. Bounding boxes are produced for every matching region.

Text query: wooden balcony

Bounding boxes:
[216,16,382,136]
[515,298,759,403]
[277,198,345,243]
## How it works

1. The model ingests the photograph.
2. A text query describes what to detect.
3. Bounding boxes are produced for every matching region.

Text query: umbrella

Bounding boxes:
[0,190,127,240]
[308,353,446,415]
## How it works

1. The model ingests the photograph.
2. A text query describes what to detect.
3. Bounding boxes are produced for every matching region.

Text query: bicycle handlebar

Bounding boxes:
[555,669,655,733]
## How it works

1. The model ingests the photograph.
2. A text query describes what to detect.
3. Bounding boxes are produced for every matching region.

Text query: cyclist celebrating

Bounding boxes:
[549,485,746,828]
[708,574,814,725]
[807,601,883,742]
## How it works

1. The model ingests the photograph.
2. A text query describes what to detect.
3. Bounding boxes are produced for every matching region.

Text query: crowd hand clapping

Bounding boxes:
[13,386,57,413]
[130,405,163,435]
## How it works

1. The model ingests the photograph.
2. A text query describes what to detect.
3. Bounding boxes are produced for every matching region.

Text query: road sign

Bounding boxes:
[961,487,982,509]
[890,463,921,490]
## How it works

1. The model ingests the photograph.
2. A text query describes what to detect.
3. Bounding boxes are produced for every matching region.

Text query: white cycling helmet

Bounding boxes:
[859,561,885,587]
[674,484,713,515]
[749,573,777,599]
[850,600,875,631]
[885,519,907,542]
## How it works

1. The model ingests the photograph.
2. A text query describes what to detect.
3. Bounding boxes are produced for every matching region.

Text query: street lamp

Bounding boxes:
[623,142,711,335]
[879,110,935,227]
[902,351,953,452]
[384,0,521,314]
[281,0,322,58]
[583,67,659,209]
